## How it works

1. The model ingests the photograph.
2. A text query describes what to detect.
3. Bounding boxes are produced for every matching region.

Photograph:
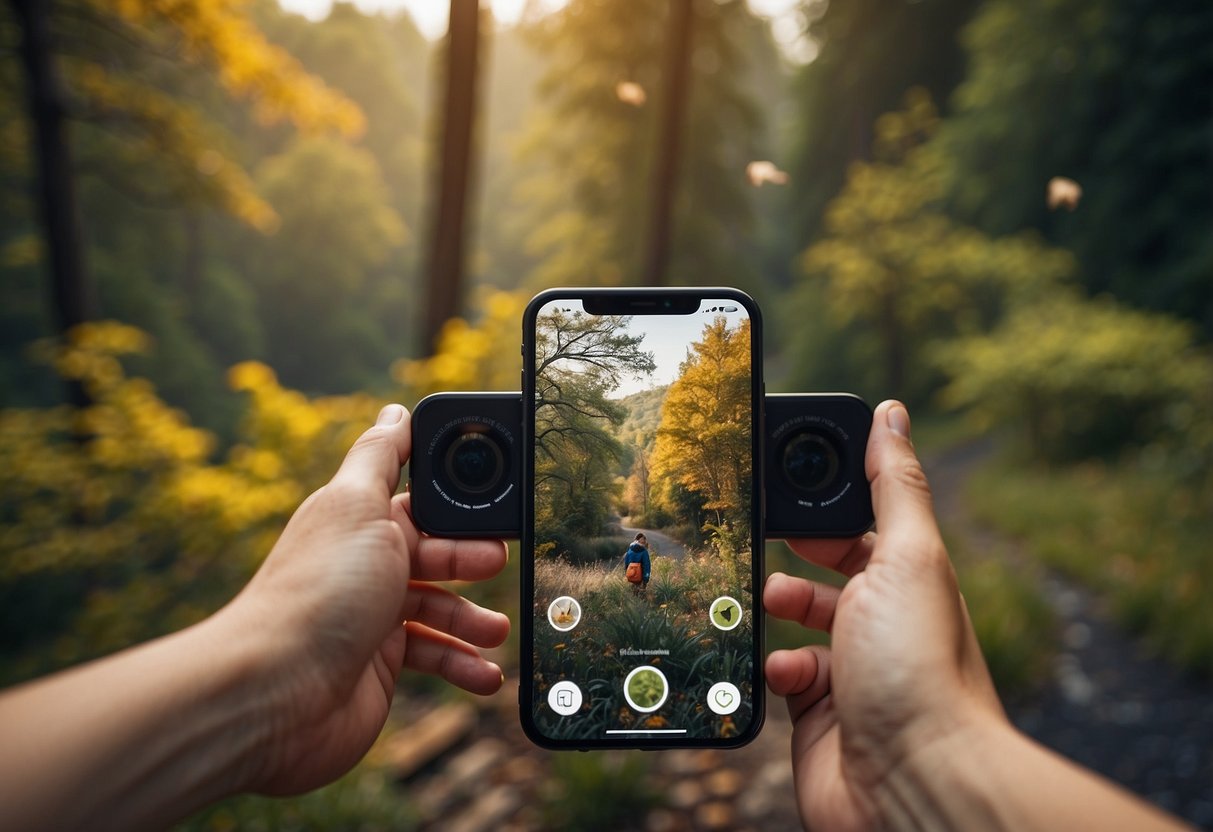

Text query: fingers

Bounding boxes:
[392,493,510,581]
[330,404,412,497]
[767,644,833,725]
[764,572,842,633]
[401,582,510,649]
[865,400,946,559]
[402,621,505,695]
[784,532,876,578]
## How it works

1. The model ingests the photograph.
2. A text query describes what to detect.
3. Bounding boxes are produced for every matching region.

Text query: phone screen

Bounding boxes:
[521,289,763,748]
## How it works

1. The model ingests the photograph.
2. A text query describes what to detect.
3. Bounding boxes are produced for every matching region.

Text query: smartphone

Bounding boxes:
[520,287,764,749]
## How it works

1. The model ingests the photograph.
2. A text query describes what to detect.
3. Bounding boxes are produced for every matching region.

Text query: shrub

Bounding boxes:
[936,293,1212,461]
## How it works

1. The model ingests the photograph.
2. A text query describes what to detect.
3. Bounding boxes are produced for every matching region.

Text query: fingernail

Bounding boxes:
[887,404,911,439]
[376,404,405,427]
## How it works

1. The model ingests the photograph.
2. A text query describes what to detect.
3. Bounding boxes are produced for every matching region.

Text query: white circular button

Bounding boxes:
[707,681,741,715]
[547,680,583,716]
[547,596,582,631]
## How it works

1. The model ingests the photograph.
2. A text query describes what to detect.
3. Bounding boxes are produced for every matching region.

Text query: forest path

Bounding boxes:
[923,439,1213,828]
[616,517,691,560]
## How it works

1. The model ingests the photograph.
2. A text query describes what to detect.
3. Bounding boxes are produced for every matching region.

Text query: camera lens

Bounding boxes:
[444,431,505,495]
[781,430,841,494]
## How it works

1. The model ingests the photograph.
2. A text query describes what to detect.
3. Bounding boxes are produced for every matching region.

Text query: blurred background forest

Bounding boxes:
[1,0,1211,827]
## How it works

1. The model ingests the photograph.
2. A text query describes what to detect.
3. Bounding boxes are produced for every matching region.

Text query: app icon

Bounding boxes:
[707,681,741,715]
[547,680,583,716]
[623,665,669,713]
[709,595,743,631]
[547,596,582,631]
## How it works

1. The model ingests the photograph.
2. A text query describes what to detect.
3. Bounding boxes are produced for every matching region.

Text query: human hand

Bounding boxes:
[218,404,510,796]
[764,400,1005,830]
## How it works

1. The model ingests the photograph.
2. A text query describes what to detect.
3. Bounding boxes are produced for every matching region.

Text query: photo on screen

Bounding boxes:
[530,300,755,741]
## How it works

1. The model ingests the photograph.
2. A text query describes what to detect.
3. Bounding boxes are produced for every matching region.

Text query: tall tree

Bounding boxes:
[651,316,752,533]
[532,309,655,540]
[425,0,484,352]
[513,0,765,291]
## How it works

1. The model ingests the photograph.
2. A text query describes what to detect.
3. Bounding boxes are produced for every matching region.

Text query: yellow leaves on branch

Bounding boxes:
[0,324,373,582]
[228,360,380,480]
[395,290,529,396]
[104,0,365,138]
[71,63,278,231]
[651,317,752,522]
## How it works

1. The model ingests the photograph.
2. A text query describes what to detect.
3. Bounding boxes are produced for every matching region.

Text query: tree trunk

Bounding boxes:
[423,0,482,354]
[11,0,94,407]
[642,0,694,287]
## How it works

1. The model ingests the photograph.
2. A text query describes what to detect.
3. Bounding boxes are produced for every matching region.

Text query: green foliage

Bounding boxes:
[946,0,1213,332]
[936,293,1212,459]
[969,457,1213,677]
[946,536,1056,694]
[792,90,1075,402]
[513,0,766,292]
[250,135,407,392]
[786,0,979,250]
[181,765,417,832]
[539,752,660,831]
[532,552,753,740]
[533,310,655,541]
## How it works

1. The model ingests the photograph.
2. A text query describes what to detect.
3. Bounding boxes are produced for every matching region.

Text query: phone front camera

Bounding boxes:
[780,430,841,494]
[444,432,506,494]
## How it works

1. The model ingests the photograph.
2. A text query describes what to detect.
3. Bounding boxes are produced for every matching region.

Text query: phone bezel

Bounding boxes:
[519,287,766,750]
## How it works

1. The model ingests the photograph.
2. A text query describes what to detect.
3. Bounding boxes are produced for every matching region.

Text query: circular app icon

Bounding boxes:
[707,681,741,715]
[547,680,583,716]
[623,665,669,713]
[709,596,743,631]
[547,596,582,631]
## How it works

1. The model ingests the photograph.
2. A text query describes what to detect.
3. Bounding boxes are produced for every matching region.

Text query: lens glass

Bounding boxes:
[445,432,505,494]
[781,430,841,494]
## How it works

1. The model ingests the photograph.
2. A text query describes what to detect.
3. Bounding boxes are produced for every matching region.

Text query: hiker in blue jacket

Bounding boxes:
[623,532,651,595]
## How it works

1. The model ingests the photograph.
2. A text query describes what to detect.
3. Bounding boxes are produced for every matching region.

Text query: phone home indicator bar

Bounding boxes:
[604,729,688,735]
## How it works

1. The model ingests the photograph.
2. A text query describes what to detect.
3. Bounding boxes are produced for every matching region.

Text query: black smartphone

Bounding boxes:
[520,287,764,749]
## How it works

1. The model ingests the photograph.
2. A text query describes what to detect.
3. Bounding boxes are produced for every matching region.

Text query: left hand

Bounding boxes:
[219,404,510,795]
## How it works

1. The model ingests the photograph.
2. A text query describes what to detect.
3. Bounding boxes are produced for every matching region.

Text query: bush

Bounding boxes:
[936,293,1212,461]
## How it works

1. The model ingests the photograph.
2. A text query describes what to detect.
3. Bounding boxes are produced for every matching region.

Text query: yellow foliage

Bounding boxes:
[395,289,528,396]
[651,317,752,529]
[0,324,384,683]
[103,0,365,138]
[71,62,279,232]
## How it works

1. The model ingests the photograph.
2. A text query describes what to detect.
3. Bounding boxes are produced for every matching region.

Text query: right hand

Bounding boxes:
[764,400,1007,830]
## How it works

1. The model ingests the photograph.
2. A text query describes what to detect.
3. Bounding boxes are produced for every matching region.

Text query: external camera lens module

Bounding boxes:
[781,430,841,494]
[444,431,505,494]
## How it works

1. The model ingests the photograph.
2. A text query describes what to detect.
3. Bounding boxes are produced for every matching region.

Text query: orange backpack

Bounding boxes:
[625,561,643,583]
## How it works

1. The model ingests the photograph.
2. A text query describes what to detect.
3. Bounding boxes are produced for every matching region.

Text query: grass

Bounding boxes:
[179,765,417,831]
[968,457,1213,677]
[531,551,755,740]
[943,531,1056,694]
[538,752,661,830]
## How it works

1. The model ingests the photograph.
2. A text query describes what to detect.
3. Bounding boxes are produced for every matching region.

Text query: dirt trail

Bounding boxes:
[617,518,691,560]
[924,439,1213,829]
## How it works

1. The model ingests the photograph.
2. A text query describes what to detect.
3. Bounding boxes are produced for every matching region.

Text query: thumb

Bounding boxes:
[864,400,944,555]
[330,403,412,496]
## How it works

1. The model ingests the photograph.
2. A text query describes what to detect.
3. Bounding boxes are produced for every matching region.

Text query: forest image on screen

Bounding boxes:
[531,300,754,741]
